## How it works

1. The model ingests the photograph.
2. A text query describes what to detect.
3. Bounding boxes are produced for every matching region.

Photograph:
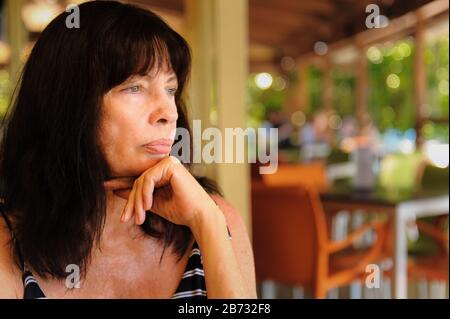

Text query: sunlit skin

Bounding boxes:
[99,69,179,179]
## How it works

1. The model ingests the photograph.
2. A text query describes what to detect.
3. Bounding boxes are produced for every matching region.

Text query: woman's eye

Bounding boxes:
[167,88,178,96]
[124,85,141,93]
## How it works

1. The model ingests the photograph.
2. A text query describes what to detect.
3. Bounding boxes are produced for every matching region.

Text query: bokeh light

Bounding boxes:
[255,73,273,90]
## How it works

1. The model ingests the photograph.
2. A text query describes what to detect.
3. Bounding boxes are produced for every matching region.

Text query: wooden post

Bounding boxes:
[322,57,335,144]
[185,0,215,179]
[296,61,310,116]
[185,0,251,231]
[355,46,368,134]
[322,58,333,113]
[214,0,251,231]
[414,13,426,147]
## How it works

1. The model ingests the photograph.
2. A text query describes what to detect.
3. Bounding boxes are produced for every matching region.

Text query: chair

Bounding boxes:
[408,164,449,286]
[251,181,387,298]
[260,161,349,256]
[408,220,448,282]
[380,164,449,297]
[261,162,329,192]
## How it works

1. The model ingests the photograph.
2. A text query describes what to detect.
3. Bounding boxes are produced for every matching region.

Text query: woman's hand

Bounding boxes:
[104,156,257,298]
[103,156,219,228]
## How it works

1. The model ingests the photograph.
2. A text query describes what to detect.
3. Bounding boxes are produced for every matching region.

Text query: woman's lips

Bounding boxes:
[142,139,173,154]
[143,145,172,154]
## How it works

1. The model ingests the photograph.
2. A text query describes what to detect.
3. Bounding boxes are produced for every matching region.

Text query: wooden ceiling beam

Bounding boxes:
[250,27,292,44]
[130,0,184,12]
[281,37,318,58]
[250,6,327,27]
[250,25,321,57]
[249,60,281,74]
[250,7,333,38]
[249,0,338,18]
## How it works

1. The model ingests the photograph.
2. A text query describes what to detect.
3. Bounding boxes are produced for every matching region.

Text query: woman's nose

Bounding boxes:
[150,105,178,126]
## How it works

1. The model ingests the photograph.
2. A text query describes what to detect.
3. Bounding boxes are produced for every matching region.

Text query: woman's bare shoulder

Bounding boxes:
[0,217,23,298]
[209,194,251,239]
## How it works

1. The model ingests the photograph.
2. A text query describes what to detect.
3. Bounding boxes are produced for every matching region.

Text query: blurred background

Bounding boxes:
[0,0,448,299]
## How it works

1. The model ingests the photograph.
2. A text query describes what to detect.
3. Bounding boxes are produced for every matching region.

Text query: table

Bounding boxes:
[320,182,449,299]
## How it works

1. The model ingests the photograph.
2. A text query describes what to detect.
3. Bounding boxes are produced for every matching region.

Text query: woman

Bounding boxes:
[0,1,256,299]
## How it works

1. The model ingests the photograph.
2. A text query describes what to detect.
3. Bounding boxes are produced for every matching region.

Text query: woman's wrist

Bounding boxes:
[189,203,227,241]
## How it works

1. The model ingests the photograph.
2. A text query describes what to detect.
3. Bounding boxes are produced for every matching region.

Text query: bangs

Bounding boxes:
[97,5,191,93]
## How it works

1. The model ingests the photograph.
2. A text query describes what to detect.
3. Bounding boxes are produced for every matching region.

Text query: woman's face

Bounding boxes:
[99,68,179,178]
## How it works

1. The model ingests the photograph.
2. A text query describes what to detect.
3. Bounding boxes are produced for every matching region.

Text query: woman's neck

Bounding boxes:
[97,191,145,252]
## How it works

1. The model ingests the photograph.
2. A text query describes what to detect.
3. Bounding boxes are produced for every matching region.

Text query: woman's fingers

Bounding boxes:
[121,183,136,222]
[134,177,145,225]
[116,156,182,224]
[142,174,155,212]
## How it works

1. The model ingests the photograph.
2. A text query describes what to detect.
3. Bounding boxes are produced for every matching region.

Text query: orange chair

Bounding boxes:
[260,161,339,247]
[380,164,449,289]
[408,164,448,283]
[380,217,448,298]
[261,162,329,192]
[251,181,387,298]
[408,219,448,282]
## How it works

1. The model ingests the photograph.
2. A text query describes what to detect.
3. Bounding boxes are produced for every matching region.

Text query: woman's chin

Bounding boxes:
[132,154,168,174]
[109,154,170,178]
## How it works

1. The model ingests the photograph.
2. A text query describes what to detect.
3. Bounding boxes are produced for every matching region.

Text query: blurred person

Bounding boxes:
[313,110,332,144]
[263,109,294,150]
[337,116,357,142]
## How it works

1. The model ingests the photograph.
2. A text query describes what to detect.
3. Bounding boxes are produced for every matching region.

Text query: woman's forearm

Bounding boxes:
[190,206,252,299]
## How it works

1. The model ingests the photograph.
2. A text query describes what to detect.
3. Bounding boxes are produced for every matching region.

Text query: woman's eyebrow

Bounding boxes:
[125,73,177,84]
[166,74,178,83]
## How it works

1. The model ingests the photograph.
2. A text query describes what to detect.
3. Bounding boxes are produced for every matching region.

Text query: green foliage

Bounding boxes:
[333,68,356,117]
[0,69,12,117]
[425,35,449,119]
[246,73,286,127]
[421,121,449,143]
[307,65,323,116]
[367,38,415,133]
[365,35,448,142]
[244,35,449,144]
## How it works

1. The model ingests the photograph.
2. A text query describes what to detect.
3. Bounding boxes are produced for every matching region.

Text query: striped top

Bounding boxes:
[172,242,207,299]
[0,202,223,299]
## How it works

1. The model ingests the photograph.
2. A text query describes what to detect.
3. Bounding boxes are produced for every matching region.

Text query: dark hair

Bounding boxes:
[0,0,220,280]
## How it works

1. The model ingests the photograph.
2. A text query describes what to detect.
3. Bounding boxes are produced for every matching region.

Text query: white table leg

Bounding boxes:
[260,280,277,299]
[393,196,449,299]
[393,205,409,299]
